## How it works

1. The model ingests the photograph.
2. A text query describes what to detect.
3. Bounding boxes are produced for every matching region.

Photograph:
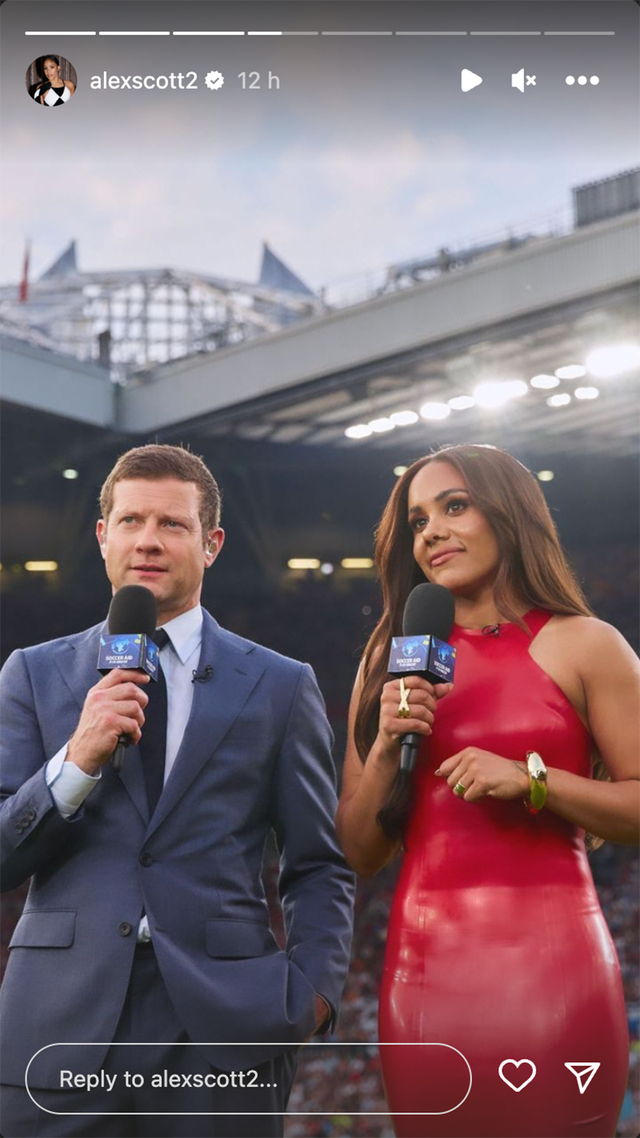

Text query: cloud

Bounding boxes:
[2,123,635,292]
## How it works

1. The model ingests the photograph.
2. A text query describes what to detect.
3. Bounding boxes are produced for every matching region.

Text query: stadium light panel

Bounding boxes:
[390,410,419,426]
[547,394,571,407]
[473,381,526,408]
[419,402,450,420]
[448,396,475,410]
[575,387,599,400]
[555,364,586,380]
[287,558,321,570]
[530,374,560,389]
[585,344,640,379]
[25,561,58,572]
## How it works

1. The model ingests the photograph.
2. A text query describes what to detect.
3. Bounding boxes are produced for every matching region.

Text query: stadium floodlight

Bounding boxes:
[574,387,599,400]
[25,561,58,572]
[62,468,79,480]
[536,471,555,482]
[394,465,409,477]
[369,417,395,433]
[448,395,475,410]
[345,424,373,439]
[320,563,334,575]
[585,343,640,379]
[419,402,451,420]
[341,558,374,570]
[547,393,571,407]
[390,410,419,426]
[473,381,527,408]
[554,364,586,380]
[287,558,321,570]
[530,374,560,389]
[504,380,528,398]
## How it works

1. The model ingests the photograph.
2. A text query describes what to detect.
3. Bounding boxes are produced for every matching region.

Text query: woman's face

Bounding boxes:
[43,59,60,82]
[407,461,501,598]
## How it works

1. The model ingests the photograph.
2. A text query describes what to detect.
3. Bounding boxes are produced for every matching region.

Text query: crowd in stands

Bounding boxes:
[0,541,638,1136]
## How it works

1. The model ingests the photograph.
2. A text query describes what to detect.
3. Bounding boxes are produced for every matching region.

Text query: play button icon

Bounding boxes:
[461,69,483,92]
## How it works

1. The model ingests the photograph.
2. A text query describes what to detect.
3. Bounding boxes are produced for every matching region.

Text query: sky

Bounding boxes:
[1,0,638,291]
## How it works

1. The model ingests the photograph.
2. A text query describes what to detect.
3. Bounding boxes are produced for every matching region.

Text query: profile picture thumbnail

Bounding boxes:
[26,55,77,107]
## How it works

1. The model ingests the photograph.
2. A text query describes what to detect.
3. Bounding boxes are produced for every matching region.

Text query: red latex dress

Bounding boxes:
[378,609,628,1138]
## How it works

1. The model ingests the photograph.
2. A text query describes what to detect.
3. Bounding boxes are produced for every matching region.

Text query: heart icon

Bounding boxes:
[498,1059,537,1092]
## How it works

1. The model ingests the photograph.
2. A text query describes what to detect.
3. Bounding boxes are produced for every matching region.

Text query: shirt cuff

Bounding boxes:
[314,993,334,1035]
[46,745,101,819]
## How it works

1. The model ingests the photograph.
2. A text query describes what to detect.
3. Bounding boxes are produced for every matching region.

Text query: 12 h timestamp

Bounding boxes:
[238,71,281,89]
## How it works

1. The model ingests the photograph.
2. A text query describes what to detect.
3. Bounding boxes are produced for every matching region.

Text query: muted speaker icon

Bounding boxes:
[512,68,536,90]
[512,68,525,92]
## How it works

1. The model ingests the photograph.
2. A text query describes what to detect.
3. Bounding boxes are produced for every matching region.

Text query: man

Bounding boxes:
[0,444,354,1138]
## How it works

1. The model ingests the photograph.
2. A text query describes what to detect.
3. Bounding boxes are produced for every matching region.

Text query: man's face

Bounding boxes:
[96,478,224,623]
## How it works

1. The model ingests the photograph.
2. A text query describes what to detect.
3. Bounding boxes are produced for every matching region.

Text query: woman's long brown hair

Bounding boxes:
[354,444,599,843]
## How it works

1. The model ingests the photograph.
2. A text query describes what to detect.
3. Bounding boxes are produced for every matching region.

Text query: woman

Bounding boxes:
[337,444,639,1138]
[33,56,75,106]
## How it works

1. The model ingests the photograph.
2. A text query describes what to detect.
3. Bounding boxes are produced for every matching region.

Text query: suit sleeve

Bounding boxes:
[0,649,83,892]
[269,662,355,1029]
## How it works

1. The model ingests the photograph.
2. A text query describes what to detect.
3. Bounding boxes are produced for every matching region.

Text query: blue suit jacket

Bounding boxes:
[0,611,354,1088]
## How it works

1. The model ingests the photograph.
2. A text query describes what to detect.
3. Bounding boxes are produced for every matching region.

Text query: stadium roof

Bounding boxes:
[2,209,638,459]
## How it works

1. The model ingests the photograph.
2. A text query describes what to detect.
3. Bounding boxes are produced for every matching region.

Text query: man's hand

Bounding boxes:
[66,669,150,776]
[303,995,332,1041]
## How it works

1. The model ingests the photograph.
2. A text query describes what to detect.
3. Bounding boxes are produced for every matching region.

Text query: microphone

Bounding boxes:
[98,585,158,772]
[387,583,456,774]
[192,666,213,684]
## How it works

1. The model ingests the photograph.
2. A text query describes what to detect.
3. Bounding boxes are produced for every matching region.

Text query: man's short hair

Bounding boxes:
[99,444,221,534]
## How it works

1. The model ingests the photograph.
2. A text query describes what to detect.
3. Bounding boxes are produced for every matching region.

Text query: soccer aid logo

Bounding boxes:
[112,637,130,654]
[402,640,420,658]
[437,644,451,664]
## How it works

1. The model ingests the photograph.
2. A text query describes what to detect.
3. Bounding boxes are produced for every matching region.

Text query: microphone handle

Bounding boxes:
[398,664,429,774]
[111,734,129,772]
[400,732,421,774]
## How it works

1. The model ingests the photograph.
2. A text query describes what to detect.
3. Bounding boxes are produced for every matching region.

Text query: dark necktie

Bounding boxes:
[139,628,169,816]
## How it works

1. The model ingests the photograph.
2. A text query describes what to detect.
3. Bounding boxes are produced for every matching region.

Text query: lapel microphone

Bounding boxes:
[192,666,213,684]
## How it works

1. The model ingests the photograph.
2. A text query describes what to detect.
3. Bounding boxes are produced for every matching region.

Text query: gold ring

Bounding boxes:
[453,781,467,797]
[398,676,412,719]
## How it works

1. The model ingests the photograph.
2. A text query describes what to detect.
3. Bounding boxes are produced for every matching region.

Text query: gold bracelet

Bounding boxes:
[525,751,548,814]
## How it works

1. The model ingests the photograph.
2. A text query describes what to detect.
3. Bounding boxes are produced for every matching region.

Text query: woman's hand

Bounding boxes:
[377,676,452,756]
[435,747,529,802]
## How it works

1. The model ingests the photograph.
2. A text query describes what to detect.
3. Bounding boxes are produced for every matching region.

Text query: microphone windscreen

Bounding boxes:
[402,583,455,642]
[107,585,157,638]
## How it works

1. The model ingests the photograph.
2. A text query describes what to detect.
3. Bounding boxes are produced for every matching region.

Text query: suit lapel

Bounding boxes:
[145,613,265,838]
[53,622,149,825]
